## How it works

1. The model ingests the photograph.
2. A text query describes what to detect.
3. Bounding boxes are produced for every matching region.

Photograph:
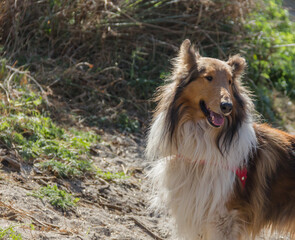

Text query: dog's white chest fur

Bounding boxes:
[148,118,256,239]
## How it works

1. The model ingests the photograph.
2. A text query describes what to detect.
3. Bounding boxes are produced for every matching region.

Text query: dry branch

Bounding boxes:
[130,215,165,240]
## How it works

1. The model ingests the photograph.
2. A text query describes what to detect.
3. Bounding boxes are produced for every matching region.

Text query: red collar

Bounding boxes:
[235,167,247,188]
[176,155,248,188]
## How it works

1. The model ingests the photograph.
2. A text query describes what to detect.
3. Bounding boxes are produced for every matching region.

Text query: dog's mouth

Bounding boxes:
[200,100,224,128]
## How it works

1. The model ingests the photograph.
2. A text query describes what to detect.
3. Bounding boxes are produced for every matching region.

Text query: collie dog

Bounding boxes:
[146,39,295,240]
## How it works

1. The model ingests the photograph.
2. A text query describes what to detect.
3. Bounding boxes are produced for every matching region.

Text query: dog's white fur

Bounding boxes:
[147,111,257,239]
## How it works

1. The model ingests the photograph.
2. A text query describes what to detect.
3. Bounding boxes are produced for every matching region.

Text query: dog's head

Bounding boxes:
[171,39,246,127]
[158,39,249,150]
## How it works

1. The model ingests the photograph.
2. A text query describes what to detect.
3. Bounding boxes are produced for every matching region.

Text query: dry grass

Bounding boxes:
[0,0,254,127]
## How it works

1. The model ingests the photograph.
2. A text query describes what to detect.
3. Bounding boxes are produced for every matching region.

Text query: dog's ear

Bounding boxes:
[227,55,246,79]
[179,39,199,70]
[174,39,200,75]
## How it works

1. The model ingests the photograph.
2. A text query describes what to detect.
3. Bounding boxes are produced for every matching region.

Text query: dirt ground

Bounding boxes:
[0,131,171,240]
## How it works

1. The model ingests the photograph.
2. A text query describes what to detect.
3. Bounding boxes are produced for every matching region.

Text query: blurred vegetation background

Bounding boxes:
[0,0,295,133]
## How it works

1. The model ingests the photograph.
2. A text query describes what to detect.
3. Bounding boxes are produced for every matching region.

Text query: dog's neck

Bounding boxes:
[176,153,248,188]
[175,119,257,170]
[146,112,257,170]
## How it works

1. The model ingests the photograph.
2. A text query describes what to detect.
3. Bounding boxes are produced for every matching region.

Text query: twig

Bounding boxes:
[107,1,142,27]
[196,3,203,26]
[130,216,164,240]
[273,43,295,48]
[5,65,49,104]
[74,62,93,68]
[105,1,185,33]
[0,156,21,171]
[33,176,56,180]
[0,201,54,228]
[81,199,123,212]
[147,38,178,51]
[48,78,61,87]
[99,66,125,78]
[0,83,11,102]
[0,200,71,234]
[202,31,226,58]
[5,71,17,95]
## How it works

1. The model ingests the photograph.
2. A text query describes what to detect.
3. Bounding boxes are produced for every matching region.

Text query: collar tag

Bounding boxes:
[235,167,248,188]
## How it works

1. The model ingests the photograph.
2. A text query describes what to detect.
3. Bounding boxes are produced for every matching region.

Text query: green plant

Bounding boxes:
[31,184,79,210]
[0,225,22,240]
[242,0,295,123]
[0,113,99,177]
[116,112,140,132]
[0,61,100,178]
[96,167,129,181]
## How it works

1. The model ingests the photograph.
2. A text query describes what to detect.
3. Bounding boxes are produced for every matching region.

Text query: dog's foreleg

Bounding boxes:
[204,210,245,240]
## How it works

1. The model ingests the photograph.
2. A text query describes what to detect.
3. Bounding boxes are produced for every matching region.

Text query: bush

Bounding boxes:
[240,0,295,123]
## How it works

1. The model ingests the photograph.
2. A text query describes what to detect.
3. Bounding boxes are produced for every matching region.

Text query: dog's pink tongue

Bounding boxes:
[210,111,224,126]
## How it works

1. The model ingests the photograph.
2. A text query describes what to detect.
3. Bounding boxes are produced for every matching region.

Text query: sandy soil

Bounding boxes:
[0,131,170,240]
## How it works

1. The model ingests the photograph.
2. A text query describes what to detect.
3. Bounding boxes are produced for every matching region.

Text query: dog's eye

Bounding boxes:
[229,80,232,85]
[205,76,213,81]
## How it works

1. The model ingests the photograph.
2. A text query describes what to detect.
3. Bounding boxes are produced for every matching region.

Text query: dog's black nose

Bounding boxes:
[220,102,233,114]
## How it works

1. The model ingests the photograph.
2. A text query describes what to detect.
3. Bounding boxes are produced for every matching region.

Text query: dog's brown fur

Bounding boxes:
[148,39,295,239]
[230,124,295,238]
